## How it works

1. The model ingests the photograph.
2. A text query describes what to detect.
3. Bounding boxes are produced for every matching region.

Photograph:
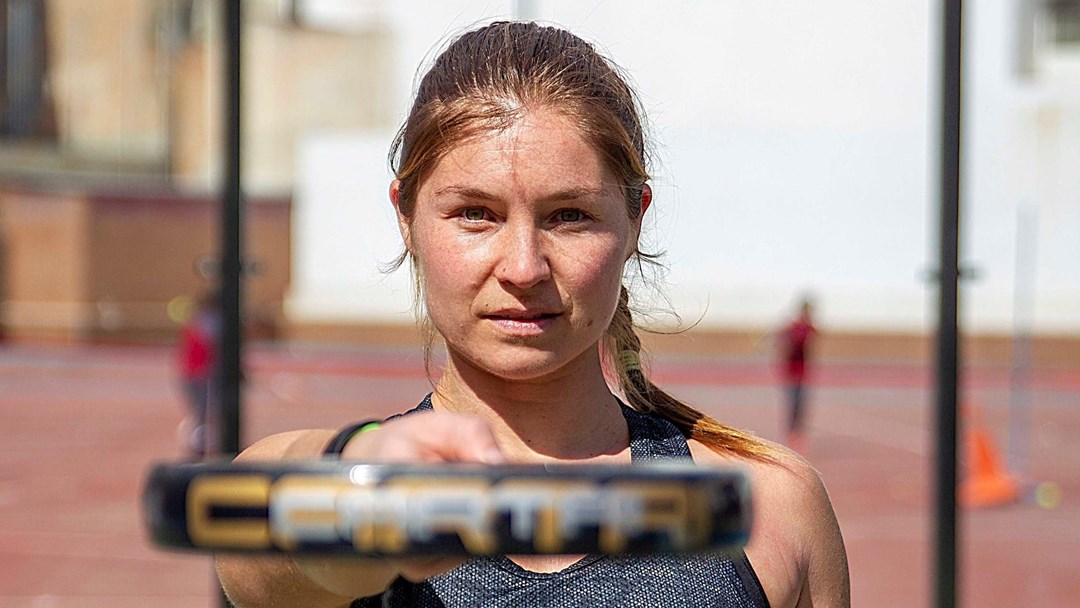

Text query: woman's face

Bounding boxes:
[393,108,648,382]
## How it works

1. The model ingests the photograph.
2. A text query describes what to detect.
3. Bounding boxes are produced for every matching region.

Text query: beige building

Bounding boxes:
[1,0,1077,366]
[8,0,394,188]
[0,0,392,342]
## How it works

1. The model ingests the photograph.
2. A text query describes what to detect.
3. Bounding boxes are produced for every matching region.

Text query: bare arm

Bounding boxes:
[215,413,505,608]
[214,429,395,608]
[792,462,850,607]
[690,442,850,608]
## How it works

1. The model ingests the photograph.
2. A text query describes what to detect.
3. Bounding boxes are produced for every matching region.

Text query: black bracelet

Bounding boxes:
[322,420,382,458]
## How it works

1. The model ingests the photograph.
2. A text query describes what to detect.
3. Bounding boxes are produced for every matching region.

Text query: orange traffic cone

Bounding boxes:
[960,404,1019,508]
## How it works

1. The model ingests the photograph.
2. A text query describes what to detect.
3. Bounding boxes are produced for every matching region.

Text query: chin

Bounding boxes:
[482,357,564,381]
[460,348,571,382]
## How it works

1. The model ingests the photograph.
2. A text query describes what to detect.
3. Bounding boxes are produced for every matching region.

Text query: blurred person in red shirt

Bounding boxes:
[176,292,220,458]
[778,296,816,452]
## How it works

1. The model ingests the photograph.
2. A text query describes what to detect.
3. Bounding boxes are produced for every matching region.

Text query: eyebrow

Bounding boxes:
[433,185,606,203]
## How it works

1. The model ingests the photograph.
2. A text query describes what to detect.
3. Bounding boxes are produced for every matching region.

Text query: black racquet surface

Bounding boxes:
[143,461,751,556]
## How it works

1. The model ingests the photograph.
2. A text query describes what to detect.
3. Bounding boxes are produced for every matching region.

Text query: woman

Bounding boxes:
[217,21,849,608]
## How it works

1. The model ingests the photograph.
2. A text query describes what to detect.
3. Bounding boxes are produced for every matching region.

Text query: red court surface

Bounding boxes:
[1,342,1078,607]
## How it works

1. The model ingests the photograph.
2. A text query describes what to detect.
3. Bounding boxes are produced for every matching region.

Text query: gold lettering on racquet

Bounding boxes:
[187,475,272,549]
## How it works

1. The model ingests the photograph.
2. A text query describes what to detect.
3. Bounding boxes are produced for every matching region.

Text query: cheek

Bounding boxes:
[415,257,469,334]
[563,239,627,320]
[416,252,460,304]
[411,226,484,306]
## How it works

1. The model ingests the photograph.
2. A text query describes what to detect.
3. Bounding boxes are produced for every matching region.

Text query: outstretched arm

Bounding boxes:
[215,413,505,608]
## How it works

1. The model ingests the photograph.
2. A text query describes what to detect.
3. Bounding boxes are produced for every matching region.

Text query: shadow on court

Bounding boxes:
[0,342,1077,607]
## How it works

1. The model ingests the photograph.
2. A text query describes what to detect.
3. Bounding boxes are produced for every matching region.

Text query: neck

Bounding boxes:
[431,346,629,463]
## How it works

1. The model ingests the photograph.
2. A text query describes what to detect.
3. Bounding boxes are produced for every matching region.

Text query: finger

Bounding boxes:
[344,413,505,464]
[424,415,506,464]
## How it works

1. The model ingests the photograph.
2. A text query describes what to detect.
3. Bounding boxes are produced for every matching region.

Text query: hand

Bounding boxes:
[335,411,507,582]
[340,411,506,465]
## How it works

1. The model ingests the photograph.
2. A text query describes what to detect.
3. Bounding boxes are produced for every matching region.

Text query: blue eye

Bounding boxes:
[463,208,487,221]
[557,209,584,222]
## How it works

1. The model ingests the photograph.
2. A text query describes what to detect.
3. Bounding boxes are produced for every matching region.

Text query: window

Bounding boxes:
[0,0,55,140]
[1045,0,1080,45]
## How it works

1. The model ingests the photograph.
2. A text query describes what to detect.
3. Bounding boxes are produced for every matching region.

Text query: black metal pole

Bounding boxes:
[219,0,243,459]
[935,1,963,607]
[216,2,243,606]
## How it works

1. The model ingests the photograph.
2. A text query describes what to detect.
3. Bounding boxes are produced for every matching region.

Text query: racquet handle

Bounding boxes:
[143,461,751,556]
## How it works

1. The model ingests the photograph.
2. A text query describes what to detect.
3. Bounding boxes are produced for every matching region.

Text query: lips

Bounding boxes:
[482,309,561,335]
[484,310,560,321]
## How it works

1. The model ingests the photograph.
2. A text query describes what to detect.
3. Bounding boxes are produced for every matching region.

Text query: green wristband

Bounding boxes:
[323,420,381,457]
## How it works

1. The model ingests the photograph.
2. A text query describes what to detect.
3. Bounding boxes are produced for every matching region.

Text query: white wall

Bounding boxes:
[963,0,1080,333]
[287,0,1079,335]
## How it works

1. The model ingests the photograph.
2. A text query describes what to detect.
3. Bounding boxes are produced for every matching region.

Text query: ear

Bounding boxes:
[639,183,652,218]
[626,183,652,260]
[389,180,411,252]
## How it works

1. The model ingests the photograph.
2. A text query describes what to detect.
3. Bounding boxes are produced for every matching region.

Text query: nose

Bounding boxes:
[493,222,551,289]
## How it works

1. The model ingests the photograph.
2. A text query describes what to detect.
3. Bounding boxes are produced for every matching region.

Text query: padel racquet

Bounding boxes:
[143,461,751,556]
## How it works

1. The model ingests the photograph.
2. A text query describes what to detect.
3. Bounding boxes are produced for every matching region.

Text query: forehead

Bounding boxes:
[419,109,617,197]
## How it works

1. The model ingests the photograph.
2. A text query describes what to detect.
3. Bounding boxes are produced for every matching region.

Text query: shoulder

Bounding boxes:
[690,438,833,544]
[234,397,431,462]
[690,439,850,607]
[234,429,340,462]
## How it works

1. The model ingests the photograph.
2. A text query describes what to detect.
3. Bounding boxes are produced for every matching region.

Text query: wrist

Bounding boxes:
[323,420,382,458]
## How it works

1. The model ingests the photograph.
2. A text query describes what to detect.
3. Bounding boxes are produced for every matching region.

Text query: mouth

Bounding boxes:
[482,310,561,334]
[484,311,560,321]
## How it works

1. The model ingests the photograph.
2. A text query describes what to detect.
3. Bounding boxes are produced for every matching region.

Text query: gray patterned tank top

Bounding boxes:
[351,395,770,607]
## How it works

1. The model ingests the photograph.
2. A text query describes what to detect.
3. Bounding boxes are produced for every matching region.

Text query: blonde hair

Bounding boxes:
[391,21,775,462]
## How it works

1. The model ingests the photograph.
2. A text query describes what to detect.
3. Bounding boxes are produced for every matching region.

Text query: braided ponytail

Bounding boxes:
[607,287,777,462]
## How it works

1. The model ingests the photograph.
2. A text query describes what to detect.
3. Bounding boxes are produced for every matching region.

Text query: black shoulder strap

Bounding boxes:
[620,402,693,462]
[733,549,772,608]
